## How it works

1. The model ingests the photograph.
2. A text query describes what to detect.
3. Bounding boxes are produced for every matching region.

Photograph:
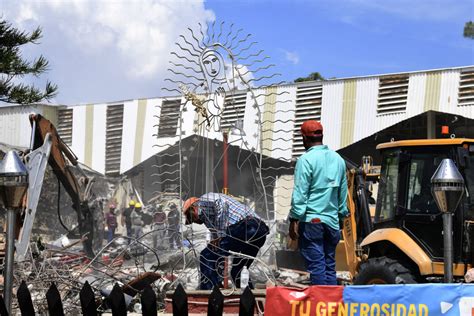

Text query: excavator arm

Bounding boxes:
[340,166,374,277]
[28,114,98,257]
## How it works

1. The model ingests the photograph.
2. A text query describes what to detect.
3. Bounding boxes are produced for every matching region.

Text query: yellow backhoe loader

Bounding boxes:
[340,138,474,284]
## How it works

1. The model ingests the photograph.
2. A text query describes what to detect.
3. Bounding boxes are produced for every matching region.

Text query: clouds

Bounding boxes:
[284,50,300,65]
[2,0,215,103]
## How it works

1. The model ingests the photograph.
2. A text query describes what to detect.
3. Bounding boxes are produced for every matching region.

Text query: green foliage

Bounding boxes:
[464,21,474,39]
[0,19,58,104]
[294,72,325,83]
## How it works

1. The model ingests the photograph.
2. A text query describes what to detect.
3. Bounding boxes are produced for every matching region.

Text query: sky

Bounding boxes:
[2,0,473,105]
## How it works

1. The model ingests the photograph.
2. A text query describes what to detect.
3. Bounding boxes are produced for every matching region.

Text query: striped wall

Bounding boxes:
[1,66,473,176]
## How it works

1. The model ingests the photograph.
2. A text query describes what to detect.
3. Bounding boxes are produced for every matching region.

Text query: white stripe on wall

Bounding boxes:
[406,72,426,118]
[354,77,379,143]
[242,89,265,152]
[321,81,344,151]
[440,70,461,115]
[92,104,107,174]
[272,85,296,161]
[181,98,197,138]
[141,98,162,161]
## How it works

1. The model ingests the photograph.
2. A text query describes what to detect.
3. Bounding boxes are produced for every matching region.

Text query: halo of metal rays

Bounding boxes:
[152,21,304,291]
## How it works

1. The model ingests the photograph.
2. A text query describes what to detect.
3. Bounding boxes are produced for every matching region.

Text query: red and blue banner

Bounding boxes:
[265,284,474,315]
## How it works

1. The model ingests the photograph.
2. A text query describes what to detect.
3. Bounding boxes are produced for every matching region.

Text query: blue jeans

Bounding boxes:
[298,222,340,285]
[199,218,269,290]
[126,224,132,240]
[107,227,116,243]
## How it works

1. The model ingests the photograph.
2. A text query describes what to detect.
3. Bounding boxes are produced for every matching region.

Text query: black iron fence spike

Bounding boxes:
[239,286,256,316]
[207,286,224,316]
[172,283,188,316]
[80,281,97,316]
[108,283,127,316]
[141,285,157,316]
[17,280,35,316]
[46,282,65,316]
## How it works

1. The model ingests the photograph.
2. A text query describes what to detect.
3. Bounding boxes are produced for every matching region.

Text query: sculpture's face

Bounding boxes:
[201,50,222,78]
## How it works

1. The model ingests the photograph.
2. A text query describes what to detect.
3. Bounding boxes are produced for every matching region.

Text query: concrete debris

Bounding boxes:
[465,268,474,283]
[50,235,71,248]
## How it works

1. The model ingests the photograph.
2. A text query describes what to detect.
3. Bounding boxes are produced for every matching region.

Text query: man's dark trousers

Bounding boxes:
[298,221,340,285]
[199,218,269,290]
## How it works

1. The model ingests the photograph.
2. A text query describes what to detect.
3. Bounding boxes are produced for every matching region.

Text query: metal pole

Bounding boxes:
[222,131,229,288]
[442,212,453,283]
[4,208,17,313]
[205,138,214,193]
[223,132,228,195]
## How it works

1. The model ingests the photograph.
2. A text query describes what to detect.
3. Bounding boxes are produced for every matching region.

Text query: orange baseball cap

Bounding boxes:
[301,120,323,137]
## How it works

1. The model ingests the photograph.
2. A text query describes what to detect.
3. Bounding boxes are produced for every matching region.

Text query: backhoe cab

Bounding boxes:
[352,139,474,284]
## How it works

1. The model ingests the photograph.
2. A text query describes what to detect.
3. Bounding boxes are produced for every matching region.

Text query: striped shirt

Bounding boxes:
[197,193,259,238]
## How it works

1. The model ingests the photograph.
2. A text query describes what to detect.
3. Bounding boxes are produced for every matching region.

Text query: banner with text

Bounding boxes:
[265,284,474,316]
[265,286,344,316]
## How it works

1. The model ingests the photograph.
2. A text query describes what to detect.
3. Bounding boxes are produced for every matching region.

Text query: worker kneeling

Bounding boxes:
[183,193,269,290]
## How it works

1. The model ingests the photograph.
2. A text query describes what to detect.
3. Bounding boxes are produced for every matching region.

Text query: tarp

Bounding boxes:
[265,284,474,315]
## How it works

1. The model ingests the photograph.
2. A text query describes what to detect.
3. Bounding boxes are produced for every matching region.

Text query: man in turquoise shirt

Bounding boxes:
[289,120,348,285]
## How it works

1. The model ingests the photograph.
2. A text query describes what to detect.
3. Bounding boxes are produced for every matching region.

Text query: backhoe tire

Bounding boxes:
[354,256,418,285]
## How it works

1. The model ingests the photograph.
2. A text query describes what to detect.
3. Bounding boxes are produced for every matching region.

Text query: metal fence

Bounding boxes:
[0,281,257,315]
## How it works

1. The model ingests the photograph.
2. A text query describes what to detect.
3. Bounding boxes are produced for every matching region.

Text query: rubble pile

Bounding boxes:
[10,234,167,314]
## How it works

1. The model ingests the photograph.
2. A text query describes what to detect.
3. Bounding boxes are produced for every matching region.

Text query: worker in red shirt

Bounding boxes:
[106,204,118,243]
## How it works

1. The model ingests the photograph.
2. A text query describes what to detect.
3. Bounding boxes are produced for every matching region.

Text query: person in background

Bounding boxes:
[167,203,181,249]
[106,204,118,243]
[288,120,348,285]
[122,200,135,240]
[152,205,167,249]
[183,193,269,290]
[131,203,144,239]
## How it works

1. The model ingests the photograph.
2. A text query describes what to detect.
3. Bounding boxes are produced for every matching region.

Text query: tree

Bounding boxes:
[0,19,57,104]
[464,21,474,39]
[294,72,325,83]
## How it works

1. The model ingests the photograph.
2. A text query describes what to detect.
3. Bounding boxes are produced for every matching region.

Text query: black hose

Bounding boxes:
[57,178,71,232]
